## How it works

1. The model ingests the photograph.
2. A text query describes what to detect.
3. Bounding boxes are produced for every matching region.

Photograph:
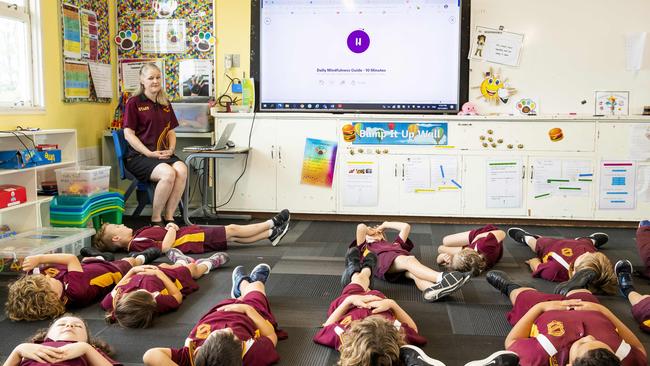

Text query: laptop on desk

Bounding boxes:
[184,123,236,152]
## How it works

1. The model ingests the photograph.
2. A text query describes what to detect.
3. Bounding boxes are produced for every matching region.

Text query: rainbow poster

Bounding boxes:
[301,138,338,187]
[63,61,90,98]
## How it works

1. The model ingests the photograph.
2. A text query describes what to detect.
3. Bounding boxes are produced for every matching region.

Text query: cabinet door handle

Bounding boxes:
[402,163,405,178]
[522,165,526,179]
[394,163,397,177]
[530,165,534,180]
[278,146,282,160]
[271,145,274,159]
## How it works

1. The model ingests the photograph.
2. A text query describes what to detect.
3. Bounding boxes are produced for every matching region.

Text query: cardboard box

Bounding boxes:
[0,185,27,208]
[0,149,61,169]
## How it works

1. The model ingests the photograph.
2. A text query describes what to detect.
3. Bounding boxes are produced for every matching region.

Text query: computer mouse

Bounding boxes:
[226,140,235,148]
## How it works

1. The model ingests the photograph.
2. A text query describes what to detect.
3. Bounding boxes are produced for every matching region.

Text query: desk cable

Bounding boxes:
[212,109,256,210]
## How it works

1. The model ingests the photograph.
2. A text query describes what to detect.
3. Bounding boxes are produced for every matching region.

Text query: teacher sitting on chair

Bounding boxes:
[123,63,187,227]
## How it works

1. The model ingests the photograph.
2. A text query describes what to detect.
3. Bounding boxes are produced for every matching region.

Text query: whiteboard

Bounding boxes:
[469,0,650,115]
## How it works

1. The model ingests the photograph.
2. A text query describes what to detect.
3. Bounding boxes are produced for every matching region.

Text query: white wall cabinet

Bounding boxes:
[213,112,649,221]
[0,130,77,232]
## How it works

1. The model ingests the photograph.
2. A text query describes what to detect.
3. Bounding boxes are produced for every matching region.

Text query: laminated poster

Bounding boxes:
[486,160,523,208]
[599,161,636,209]
[140,19,187,54]
[300,138,338,187]
[469,26,524,67]
[179,59,213,97]
[80,8,98,60]
[342,158,378,207]
[63,61,90,99]
[120,58,166,93]
[62,3,81,59]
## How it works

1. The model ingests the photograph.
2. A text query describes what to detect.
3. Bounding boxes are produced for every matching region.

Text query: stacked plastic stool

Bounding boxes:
[50,192,125,230]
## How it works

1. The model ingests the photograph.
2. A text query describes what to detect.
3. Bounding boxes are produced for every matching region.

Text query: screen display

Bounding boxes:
[256,0,463,113]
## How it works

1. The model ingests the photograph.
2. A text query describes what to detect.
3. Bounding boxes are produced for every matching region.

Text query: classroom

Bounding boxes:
[0,0,649,365]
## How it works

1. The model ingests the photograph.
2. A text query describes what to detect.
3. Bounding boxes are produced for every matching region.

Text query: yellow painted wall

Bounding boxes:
[0,0,118,148]
[215,0,251,101]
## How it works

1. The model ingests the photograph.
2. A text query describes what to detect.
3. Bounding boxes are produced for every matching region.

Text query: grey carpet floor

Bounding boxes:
[0,219,649,366]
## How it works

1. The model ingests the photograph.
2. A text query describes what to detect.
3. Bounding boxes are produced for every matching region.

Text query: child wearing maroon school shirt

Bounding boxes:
[437,225,505,276]
[101,251,229,328]
[486,270,647,366]
[3,315,121,366]
[91,209,291,255]
[314,247,447,366]
[5,250,159,322]
[351,221,470,302]
[635,220,650,278]
[143,263,285,366]
[507,227,618,295]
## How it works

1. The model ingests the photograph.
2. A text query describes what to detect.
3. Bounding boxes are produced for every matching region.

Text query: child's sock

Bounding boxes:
[525,236,535,245]
[268,228,273,237]
[175,259,189,266]
[265,219,274,228]
[198,261,213,272]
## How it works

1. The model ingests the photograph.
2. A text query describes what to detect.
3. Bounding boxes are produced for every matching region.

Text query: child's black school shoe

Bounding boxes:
[150,220,164,227]
[615,259,635,298]
[231,265,252,298]
[575,232,609,248]
[400,345,445,366]
[341,247,362,286]
[271,209,290,227]
[507,227,539,245]
[250,263,271,284]
[486,270,520,296]
[130,247,162,264]
[464,351,519,366]
[423,271,470,302]
[553,268,597,296]
[269,221,289,246]
[80,247,115,262]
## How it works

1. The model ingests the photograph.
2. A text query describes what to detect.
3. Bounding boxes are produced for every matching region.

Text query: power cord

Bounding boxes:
[217,73,241,108]
[213,110,256,210]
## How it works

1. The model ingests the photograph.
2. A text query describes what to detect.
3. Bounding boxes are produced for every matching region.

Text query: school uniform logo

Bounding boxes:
[546,320,565,337]
[44,268,60,277]
[137,106,150,112]
[561,248,573,257]
[163,106,171,113]
[340,315,353,327]
[195,323,211,339]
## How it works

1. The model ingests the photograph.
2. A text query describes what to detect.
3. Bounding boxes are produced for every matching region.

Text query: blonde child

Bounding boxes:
[437,225,505,276]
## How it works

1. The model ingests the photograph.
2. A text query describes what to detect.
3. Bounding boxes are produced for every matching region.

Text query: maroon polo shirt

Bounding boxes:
[123,94,179,155]
[129,226,207,253]
[169,291,281,366]
[100,266,198,314]
[20,339,121,366]
[508,310,647,366]
[313,284,426,350]
[532,238,596,282]
[34,259,128,308]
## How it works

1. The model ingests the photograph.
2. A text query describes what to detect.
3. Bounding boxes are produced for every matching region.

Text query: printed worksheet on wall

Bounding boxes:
[486,159,523,208]
[342,158,378,207]
[599,161,636,209]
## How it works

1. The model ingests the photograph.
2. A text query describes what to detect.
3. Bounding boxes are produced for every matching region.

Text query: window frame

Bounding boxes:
[0,0,44,113]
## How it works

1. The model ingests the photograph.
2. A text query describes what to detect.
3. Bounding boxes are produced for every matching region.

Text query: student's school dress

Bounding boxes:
[350,236,415,281]
[466,225,503,268]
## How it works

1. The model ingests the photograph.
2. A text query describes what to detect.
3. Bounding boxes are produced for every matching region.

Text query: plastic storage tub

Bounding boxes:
[172,103,212,132]
[55,166,111,196]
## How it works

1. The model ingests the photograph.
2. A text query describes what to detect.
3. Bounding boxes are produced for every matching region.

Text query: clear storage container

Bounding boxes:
[55,166,111,196]
[172,103,212,132]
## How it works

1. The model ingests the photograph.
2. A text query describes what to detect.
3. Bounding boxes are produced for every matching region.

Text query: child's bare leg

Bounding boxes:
[187,262,208,279]
[405,272,436,291]
[509,287,534,304]
[473,230,506,244]
[225,223,272,243]
[350,267,372,291]
[628,292,650,306]
[442,231,471,247]
[121,257,141,266]
[239,279,266,298]
[390,255,441,283]
[158,263,181,269]
[526,237,537,252]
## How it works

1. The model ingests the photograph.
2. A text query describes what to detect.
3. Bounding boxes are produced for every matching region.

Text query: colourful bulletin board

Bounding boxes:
[59,0,111,103]
[116,0,215,101]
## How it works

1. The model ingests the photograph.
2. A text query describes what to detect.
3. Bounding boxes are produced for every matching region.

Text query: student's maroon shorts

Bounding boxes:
[631,296,650,334]
[160,266,199,296]
[374,250,412,282]
[506,289,599,326]
[468,224,499,242]
[204,226,227,251]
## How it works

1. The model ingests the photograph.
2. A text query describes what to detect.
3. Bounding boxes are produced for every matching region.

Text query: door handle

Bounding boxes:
[271,145,274,159]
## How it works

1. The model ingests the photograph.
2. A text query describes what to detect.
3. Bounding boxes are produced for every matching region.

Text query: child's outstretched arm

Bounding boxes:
[378,222,411,242]
[151,267,182,304]
[160,224,179,253]
[356,223,369,245]
[22,254,82,273]
[143,348,177,366]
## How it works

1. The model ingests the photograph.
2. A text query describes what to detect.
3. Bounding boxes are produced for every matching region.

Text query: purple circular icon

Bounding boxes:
[347,30,370,53]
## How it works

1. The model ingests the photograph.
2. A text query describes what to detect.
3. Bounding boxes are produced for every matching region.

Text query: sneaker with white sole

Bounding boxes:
[507,227,539,245]
[575,232,608,248]
[231,265,251,298]
[464,351,519,366]
[269,221,289,246]
[400,345,446,366]
[250,263,271,284]
[423,271,470,302]
[271,209,290,227]
[166,248,196,264]
[196,252,230,273]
